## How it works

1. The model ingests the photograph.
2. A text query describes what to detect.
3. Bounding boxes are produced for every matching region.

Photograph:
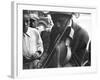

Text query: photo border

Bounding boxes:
[11,1,97,78]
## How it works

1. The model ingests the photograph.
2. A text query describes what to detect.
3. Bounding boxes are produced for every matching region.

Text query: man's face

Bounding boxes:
[55,17,67,27]
[52,15,70,29]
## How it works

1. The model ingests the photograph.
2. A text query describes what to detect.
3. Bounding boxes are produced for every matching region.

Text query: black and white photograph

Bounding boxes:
[0,0,99,79]
[23,10,91,69]
[11,2,97,78]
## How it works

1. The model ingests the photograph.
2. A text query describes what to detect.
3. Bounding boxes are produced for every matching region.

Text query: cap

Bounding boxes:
[30,13,39,20]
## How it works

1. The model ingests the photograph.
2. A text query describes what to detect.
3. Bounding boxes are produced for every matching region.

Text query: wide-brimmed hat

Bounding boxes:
[50,11,73,17]
[49,12,73,22]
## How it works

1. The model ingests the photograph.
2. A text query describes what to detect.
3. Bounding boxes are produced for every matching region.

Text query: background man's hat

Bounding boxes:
[30,13,39,20]
[23,10,30,21]
[29,11,39,20]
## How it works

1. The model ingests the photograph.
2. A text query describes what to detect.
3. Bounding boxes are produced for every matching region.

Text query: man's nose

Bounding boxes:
[54,22,60,27]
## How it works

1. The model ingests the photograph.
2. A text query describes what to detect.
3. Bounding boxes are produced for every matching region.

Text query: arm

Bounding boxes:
[29,28,44,58]
[37,31,44,56]
[71,28,89,66]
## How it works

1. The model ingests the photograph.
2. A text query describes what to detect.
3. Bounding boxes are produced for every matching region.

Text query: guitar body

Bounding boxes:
[55,41,67,67]
[45,41,68,68]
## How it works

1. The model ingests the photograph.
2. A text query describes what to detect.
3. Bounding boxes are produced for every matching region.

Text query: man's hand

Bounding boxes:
[65,38,70,46]
[33,59,42,68]
[33,51,41,59]
[37,61,42,68]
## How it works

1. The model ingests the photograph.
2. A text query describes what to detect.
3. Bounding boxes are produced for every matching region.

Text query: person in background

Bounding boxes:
[29,11,39,28]
[23,10,44,69]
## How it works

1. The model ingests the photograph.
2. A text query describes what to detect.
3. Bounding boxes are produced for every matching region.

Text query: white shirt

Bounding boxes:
[65,19,74,63]
[23,27,44,59]
[66,19,74,39]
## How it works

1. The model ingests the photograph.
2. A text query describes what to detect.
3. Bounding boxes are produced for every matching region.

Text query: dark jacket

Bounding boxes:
[69,21,89,66]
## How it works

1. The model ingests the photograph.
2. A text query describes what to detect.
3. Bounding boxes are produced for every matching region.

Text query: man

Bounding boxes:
[44,12,75,68]
[36,12,74,68]
[23,10,44,69]
[37,12,90,68]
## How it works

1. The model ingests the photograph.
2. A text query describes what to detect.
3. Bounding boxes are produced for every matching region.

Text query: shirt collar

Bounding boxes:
[67,19,72,27]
